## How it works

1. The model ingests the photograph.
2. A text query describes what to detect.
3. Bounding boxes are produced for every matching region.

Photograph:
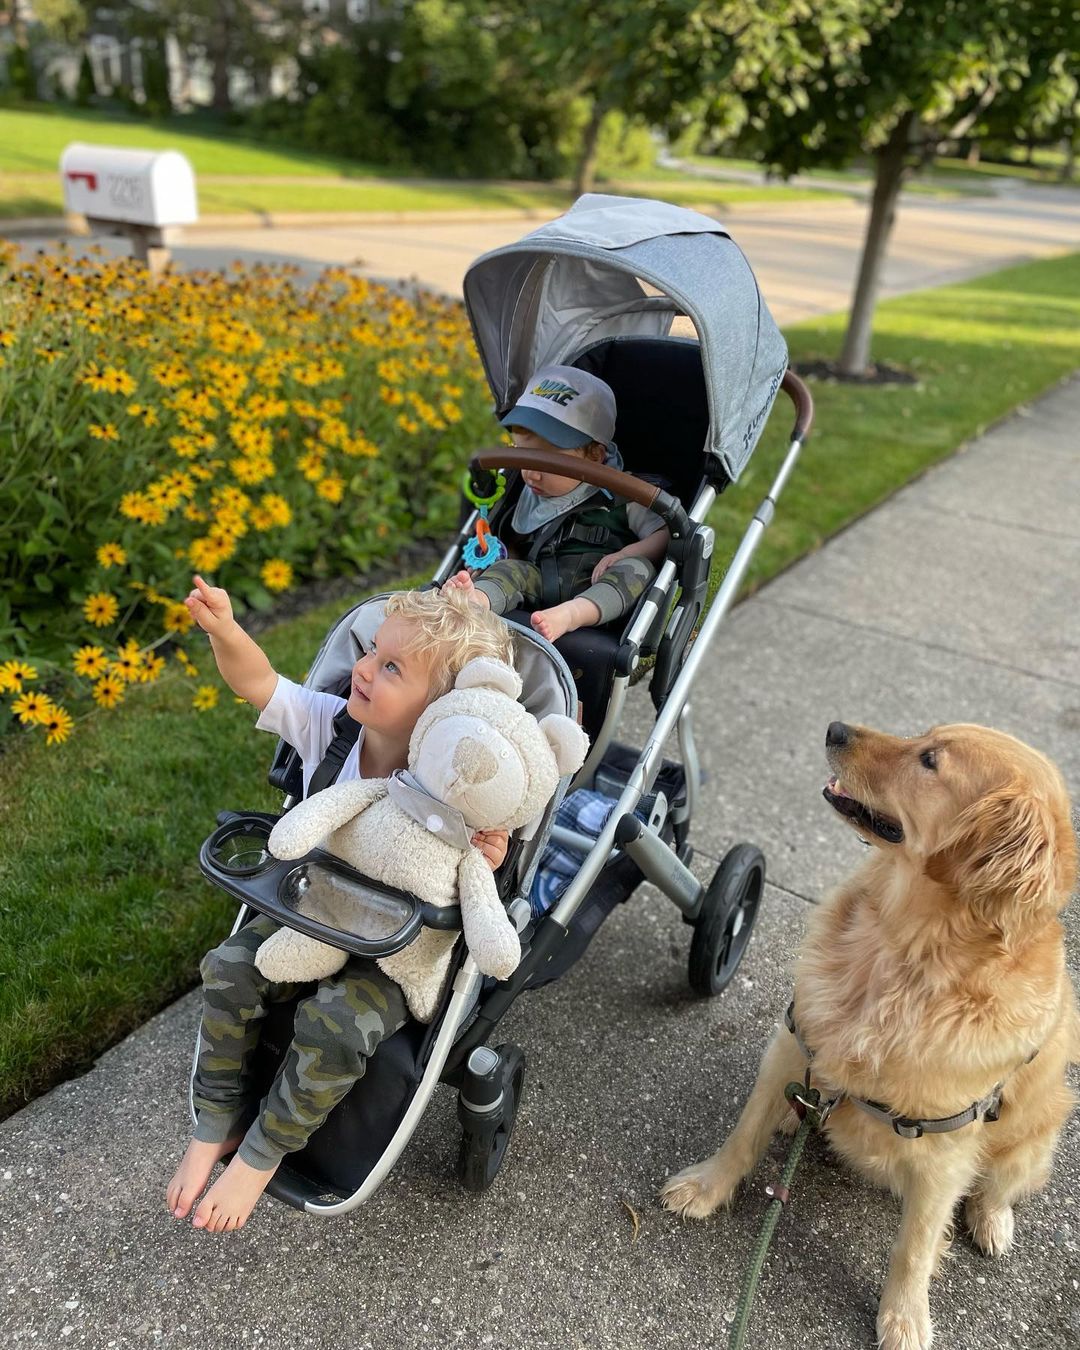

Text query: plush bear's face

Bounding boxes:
[413,710,528,831]
[407,658,588,835]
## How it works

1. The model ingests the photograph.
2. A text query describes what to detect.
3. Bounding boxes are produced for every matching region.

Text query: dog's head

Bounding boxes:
[824,721,1076,926]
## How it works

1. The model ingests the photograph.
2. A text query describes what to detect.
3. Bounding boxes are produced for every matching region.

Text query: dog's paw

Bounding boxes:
[876,1299,933,1350]
[659,1160,737,1219]
[964,1197,1014,1257]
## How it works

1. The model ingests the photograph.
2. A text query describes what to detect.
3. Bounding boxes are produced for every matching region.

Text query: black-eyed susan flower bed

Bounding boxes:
[0,240,496,748]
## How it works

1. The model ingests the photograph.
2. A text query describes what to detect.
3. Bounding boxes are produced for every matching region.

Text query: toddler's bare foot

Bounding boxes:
[531,598,600,643]
[166,1134,243,1219]
[443,570,491,609]
[191,1153,279,1233]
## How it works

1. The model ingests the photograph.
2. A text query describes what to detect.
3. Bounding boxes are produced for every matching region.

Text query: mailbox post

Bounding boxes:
[59,143,199,279]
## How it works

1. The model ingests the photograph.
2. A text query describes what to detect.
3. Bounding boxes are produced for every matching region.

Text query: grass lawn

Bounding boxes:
[2,251,1079,1116]
[0,105,838,219]
[684,152,990,199]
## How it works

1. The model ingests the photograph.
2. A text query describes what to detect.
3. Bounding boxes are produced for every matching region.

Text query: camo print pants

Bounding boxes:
[474,553,654,624]
[191,915,409,1171]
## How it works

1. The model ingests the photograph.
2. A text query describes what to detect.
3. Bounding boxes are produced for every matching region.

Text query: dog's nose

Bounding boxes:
[826,721,853,749]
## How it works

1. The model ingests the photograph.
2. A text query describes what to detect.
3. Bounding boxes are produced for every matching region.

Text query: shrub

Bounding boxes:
[0,241,498,747]
[75,49,95,106]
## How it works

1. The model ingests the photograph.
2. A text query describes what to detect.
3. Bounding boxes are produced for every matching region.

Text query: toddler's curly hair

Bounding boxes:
[384,587,514,698]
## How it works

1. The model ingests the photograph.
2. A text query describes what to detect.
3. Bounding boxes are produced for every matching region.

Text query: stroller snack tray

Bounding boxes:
[199,814,462,961]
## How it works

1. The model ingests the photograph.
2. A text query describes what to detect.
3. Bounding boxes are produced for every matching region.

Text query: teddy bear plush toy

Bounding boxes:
[256,656,588,1022]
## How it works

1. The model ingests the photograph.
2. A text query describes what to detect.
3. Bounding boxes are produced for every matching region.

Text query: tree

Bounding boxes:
[74,46,95,104]
[720,0,1080,374]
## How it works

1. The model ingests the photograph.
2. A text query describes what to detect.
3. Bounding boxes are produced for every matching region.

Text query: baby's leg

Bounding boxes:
[168,916,299,1219]
[533,557,654,642]
[471,559,544,617]
[192,959,408,1231]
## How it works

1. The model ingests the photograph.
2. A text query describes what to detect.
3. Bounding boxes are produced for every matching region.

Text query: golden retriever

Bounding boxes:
[661,722,1079,1350]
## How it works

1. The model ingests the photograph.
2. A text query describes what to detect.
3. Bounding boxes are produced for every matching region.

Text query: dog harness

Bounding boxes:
[784,1001,1037,1140]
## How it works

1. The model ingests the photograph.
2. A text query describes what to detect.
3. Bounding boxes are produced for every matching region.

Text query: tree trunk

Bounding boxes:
[966,141,980,166]
[574,98,606,197]
[1060,134,1076,184]
[211,7,233,114]
[838,112,914,377]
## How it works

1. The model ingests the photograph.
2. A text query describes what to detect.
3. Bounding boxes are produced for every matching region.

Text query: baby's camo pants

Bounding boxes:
[191,915,409,1170]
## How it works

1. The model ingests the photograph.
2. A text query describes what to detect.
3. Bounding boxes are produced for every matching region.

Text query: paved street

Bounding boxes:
[12,183,1080,319]
[2,363,1077,1350]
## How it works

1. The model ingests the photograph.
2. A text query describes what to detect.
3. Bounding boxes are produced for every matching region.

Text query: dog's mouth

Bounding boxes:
[823,776,904,845]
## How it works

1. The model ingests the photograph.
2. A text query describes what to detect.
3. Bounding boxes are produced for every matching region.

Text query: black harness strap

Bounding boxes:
[306,706,362,797]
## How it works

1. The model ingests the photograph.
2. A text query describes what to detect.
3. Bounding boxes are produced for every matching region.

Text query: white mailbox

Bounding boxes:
[60,143,198,228]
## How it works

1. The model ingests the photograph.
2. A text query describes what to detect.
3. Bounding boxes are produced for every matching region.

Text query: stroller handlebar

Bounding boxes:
[471,448,663,511]
[781,369,814,442]
[470,448,692,540]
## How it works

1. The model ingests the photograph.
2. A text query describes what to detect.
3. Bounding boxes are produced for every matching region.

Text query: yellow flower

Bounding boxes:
[92,674,125,709]
[96,542,128,568]
[109,648,144,683]
[42,705,74,746]
[83,592,119,627]
[316,475,345,503]
[163,602,194,634]
[0,329,14,348]
[193,685,219,711]
[11,689,53,724]
[0,659,38,692]
[88,423,119,442]
[140,654,166,683]
[260,493,292,526]
[73,645,109,678]
[261,559,293,592]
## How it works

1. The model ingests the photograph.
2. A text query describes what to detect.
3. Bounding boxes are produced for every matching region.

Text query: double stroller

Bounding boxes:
[196,194,814,1215]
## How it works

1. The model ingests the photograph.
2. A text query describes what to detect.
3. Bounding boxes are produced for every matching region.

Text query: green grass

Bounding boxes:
[684,152,991,198]
[0,104,395,178]
[0,105,840,219]
[2,252,1079,1117]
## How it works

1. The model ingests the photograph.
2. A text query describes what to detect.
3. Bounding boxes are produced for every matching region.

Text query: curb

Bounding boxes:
[0,194,860,242]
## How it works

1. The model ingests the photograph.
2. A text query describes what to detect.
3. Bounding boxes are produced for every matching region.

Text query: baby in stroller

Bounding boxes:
[167,579,513,1231]
[445,365,669,642]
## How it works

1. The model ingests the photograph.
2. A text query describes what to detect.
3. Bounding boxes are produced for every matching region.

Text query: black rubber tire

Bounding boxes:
[457,1043,526,1193]
[688,843,765,996]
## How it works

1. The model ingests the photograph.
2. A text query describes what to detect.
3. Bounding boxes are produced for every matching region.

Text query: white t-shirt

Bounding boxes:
[255,675,365,797]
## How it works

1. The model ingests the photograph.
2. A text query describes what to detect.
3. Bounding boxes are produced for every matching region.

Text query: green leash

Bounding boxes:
[728,1082,833,1350]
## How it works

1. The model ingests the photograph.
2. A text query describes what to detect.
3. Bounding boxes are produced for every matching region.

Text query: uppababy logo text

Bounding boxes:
[530,378,579,406]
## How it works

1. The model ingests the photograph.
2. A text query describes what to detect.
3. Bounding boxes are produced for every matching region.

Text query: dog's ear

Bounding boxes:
[926,784,1075,923]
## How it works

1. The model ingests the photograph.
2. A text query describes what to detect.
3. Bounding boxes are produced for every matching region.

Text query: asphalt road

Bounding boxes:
[12,181,1080,319]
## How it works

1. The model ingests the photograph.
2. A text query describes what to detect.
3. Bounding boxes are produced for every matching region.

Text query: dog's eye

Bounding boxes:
[920,749,938,771]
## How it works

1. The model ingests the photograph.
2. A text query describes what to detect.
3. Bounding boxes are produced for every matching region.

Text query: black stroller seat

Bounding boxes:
[499,335,720,744]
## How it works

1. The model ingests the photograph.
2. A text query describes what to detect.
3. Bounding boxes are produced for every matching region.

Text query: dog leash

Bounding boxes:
[729,1078,833,1350]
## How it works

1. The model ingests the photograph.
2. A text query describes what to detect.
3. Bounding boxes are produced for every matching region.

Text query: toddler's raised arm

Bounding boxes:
[184,575,279,711]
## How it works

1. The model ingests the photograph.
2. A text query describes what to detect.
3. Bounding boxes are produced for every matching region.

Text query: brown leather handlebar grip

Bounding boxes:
[781,369,814,442]
[471,449,662,511]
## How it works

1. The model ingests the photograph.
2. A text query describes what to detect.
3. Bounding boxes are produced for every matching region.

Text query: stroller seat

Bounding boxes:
[498,335,717,743]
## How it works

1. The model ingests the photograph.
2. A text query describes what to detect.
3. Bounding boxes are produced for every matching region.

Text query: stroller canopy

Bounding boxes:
[463,194,788,483]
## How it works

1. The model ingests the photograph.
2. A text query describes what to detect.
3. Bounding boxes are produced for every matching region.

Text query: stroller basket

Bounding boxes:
[200,813,462,962]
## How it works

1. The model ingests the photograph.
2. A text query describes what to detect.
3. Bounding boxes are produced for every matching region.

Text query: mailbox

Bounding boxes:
[59,143,198,277]
[59,143,198,228]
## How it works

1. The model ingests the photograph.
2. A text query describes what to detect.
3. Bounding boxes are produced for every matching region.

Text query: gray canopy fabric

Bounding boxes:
[463,194,789,482]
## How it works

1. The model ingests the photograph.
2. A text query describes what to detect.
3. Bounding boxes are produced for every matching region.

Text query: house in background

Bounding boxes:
[1,0,396,111]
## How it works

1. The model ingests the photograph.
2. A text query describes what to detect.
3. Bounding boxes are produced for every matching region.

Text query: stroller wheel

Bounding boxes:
[688,844,765,997]
[457,1043,527,1193]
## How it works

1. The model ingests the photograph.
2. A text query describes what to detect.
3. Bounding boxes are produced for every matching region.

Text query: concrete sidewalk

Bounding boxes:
[2,378,1078,1350]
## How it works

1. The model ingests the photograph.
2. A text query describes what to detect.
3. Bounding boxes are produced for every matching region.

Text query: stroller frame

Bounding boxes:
[191,195,814,1214]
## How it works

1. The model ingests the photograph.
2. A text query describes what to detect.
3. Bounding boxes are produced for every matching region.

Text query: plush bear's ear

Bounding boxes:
[539,714,589,776]
[454,657,522,700]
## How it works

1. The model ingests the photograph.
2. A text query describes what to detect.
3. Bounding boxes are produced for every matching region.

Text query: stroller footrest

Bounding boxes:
[266,1161,351,1211]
